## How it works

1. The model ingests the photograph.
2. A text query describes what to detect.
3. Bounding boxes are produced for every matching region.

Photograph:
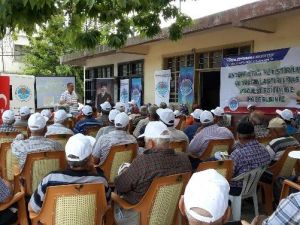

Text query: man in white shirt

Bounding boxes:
[45,110,74,136]
[60,83,78,114]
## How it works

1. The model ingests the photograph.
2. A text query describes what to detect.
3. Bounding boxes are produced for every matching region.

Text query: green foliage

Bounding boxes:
[23,15,84,100]
[0,0,192,49]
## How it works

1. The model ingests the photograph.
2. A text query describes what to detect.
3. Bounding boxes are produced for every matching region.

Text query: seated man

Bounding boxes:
[12,113,64,169]
[114,102,126,112]
[95,109,120,140]
[211,106,227,127]
[188,110,234,157]
[276,109,297,136]
[73,105,102,134]
[92,112,137,165]
[229,121,270,196]
[45,109,74,136]
[0,110,18,133]
[0,177,17,225]
[114,121,192,225]
[14,106,31,127]
[157,108,189,143]
[41,109,53,124]
[266,117,299,163]
[29,133,111,213]
[184,109,202,142]
[249,111,269,138]
[97,101,111,126]
[131,106,148,130]
[179,169,231,225]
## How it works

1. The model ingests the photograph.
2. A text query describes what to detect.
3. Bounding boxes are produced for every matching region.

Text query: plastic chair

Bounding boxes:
[29,183,109,225]
[111,172,191,225]
[196,160,233,181]
[47,134,73,147]
[14,126,29,138]
[170,140,188,153]
[0,141,19,181]
[229,165,267,221]
[0,132,20,145]
[16,151,67,195]
[279,179,300,200]
[100,143,138,185]
[259,146,300,214]
[84,125,102,137]
[200,139,234,160]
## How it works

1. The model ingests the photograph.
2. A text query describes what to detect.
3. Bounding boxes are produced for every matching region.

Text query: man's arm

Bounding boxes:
[188,133,204,155]
[0,178,13,203]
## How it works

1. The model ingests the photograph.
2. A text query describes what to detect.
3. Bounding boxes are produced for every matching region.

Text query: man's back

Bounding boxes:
[168,127,189,143]
[184,124,200,142]
[95,125,116,140]
[73,117,102,134]
[13,119,28,127]
[115,149,192,204]
[0,124,18,133]
[46,123,74,136]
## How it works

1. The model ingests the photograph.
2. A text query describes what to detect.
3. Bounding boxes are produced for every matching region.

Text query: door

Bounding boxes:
[200,71,220,110]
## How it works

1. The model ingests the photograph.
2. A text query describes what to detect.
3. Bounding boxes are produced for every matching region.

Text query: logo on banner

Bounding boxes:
[180,79,193,96]
[156,81,169,98]
[131,88,141,103]
[228,98,239,111]
[15,85,31,102]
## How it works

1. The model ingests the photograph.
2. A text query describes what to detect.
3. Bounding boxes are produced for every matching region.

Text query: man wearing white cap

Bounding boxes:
[114,121,192,225]
[96,101,112,126]
[114,102,126,112]
[188,110,234,157]
[92,112,137,165]
[184,109,202,142]
[211,106,227,127]
[14,106,31,127]
[157,108,189,143]
[247,104,256,113]
[40,109,53,123]
[179,169,231,225]
[128,100,140,114]
[12,113,63,169]
[276,109,298,136]
[29,134,111,213]
[0,110,18,133]
[45,109,74,136]
[95,109,120,140]
[73,105,102,134]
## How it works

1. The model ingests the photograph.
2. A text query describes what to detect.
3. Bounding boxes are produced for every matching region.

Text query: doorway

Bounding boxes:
[200,71,220,110]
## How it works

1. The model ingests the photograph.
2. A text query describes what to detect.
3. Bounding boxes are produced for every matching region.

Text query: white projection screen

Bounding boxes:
[36,76,75,108]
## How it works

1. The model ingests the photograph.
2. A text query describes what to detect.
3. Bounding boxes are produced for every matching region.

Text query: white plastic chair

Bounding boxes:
[229,165,267,221]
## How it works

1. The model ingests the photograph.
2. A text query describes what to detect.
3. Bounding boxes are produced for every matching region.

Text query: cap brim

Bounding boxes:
[138,133,145,138]
[275,109,282,116]
[288,151,300,159]
[43,116,49,122]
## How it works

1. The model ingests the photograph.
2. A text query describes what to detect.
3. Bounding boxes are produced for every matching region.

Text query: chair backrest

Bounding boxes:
[0,142,19,181]
[84,125,101,137]
[47,134,73,147]
[196,160,233,181]
[200,139,234,160]
[257,136,273,146]
[138,173,191,225]
[0,132,20,144]
[19,151,67,195]
[14,126,29,137]
[280,180,300,200]
[170,140,187,153]
[30,183,108,225]
[100,143,138,184]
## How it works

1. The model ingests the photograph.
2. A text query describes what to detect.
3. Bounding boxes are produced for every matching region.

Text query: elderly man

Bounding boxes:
[188,110,234,156]
[184,109,202,142]
[0,110,18,133]
[114,121,192,225]
[266,117,299,163]
[12,113,63,169]
[211,106,227,127]
[157,108,189,143]
[179,169,231,225]
[276,109,297,136]
[95,109,120,140]
[14,106,31,127]
[114,102,126,112]
[96,101,111,126]
[131,106,148,129]
[92,112,137,165]
[249,110,269,138]
[73,105,102,134]
[59,82,78,114]
[29,134,111,214]
[45,109,74,136]
[128,100,139,114]
[229,121,270,196]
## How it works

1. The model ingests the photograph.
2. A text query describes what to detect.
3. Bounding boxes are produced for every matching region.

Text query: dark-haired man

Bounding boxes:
[60,82,78,114]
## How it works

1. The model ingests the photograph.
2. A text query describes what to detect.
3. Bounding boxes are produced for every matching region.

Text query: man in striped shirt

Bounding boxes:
[29,134,111,213]
[59,82,79,114]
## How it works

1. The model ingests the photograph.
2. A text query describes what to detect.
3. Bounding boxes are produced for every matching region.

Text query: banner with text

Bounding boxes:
[0,76,10,124]
[155,70,171,105]
[221,47,300,110]
[120,79,129,106]
[178,67,194,107]
[131,78,142,107]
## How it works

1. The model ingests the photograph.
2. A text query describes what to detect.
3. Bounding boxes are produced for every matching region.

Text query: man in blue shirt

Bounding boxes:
[184,109,202,142]
[276,109,298,136]
[74,105,102,134]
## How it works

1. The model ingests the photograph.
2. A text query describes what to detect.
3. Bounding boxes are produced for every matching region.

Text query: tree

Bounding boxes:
[23,15,84,99]
[0,0,192,49]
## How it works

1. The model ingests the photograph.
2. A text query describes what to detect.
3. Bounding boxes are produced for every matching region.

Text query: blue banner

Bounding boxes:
[131,78,142,107]
[178,67,194,106]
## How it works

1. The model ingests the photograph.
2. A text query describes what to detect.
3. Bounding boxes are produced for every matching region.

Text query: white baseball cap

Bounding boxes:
[184,169,229,223]
[156,108,175,126]
[138,121,170,139]
[114,102,126,111]
[100,101,111,111]
[247,104,256,110]
[40,109,51,120]
[174,110,182,118]
[114,112,129,128]
[28,113,47,131]
[200,110,214,124]
[276,109,294,121]
[20,106,31,116]
[211,107,225,117]
[65,134,95,162]
[191,109,203,120]
[2,110,15,123]
[129,100,136,105]
[54,110,72,123]
[82,105,93,116]
[109,109,120,122]
[288,151,300,159]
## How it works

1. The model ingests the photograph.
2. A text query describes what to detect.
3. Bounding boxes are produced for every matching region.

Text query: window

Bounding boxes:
[14,44,26,62]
